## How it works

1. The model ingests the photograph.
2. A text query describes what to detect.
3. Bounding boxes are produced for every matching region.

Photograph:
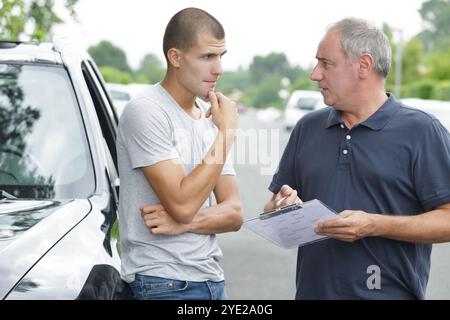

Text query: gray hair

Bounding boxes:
[328,18,392,79]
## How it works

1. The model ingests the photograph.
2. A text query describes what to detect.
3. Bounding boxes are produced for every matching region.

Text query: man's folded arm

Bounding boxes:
[186,175,243,234]
[141,131,234,224]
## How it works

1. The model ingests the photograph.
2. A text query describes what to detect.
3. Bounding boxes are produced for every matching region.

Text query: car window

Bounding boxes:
[0,63,95,199]
[87,60,118,126]
[82,61,118,167]
[109,90,131,101]
[295,97,318,110]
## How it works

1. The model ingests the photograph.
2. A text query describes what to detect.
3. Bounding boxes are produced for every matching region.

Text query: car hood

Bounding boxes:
[0,199,61,243]
[0,199,91,299]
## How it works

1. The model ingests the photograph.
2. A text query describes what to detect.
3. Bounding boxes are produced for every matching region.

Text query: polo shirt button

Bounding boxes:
[346,135,351,140]
[340,124,345,129]
[342,149,349,155]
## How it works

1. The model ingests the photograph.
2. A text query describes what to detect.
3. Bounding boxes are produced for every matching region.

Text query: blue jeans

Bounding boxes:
[129,274,227,300]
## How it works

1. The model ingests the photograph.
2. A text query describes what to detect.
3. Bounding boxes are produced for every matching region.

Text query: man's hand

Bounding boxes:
[206,91,237,135]
[264,185,302,212]
[141,204,188,236]
[275,185,302,208]
[314,210,377,242]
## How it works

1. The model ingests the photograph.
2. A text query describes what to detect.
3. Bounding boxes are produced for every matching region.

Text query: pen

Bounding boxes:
[276,196,287,207]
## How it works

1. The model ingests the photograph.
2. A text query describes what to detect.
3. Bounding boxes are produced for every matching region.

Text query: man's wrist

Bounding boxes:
[218,127,236,141]
[369,214,384,237]
[182,221,194,233]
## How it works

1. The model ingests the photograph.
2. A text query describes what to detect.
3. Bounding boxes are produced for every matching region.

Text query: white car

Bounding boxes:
[283,90,328,130]
[0,38,131,299]
[106,83,150,117]
[105,83,132,117]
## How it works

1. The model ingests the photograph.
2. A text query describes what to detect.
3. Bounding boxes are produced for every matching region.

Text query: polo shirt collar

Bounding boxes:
[326,108,342,128]
[326,93,400,131]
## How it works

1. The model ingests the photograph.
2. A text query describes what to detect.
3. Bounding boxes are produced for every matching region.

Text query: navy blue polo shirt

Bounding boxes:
[269,94,450,299]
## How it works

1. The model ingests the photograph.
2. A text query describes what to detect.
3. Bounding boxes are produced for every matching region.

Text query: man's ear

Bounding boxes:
[167,48,182,68]
[358,53,374,79]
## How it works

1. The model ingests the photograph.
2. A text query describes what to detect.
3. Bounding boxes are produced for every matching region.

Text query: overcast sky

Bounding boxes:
[55,0,426,71]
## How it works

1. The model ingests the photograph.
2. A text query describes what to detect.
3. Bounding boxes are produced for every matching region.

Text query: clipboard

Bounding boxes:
[243,199,339,249]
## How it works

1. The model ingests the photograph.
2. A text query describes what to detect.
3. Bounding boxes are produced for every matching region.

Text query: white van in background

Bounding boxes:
[284,90,328,130]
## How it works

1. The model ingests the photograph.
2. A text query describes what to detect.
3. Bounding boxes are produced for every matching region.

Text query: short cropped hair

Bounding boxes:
[163,7,225,64]
[328,18,392,79]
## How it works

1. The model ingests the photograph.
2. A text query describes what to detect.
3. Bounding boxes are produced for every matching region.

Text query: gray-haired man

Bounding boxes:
[265,18,450,299]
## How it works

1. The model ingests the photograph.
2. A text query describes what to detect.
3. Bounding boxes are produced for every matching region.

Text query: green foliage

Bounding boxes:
[425,48,450,81]
[0,0,78,41]
[432,81,450,100]
[88,41,132,73]
[249,53,290,83]
[418,0,450,52]
[99,66,132,84]
[235,53,310,108]
[381,0,450,100]
[289,73,317,92]
[388,0,450,100]
[216,70,251,95]
[0,0,25,40]
[405,79,437,99]
[387,36,424,94]
[242,74,283,108]
[135,54,165,84]
[401,38,423,84]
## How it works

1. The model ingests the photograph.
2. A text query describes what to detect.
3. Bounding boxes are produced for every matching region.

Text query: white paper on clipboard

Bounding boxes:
[244,199,339,249]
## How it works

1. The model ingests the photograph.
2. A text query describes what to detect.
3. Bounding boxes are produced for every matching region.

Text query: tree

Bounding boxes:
[387,36,424,95]
[0,0,78,41]
[418,0,450,51]
[136,54,165,84]
[243,52,310,107]
[242,74,283,108]
[426,48,450,81]
[289,72,317,92]
[88,41,132,73]
[215,69,251,95]
[401,38,423,84]
[432,81,450,100]
[99,66,132,84]
[249,53,292,83]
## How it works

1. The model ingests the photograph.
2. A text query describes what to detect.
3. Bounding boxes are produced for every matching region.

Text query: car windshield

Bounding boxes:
[0,63,95,199]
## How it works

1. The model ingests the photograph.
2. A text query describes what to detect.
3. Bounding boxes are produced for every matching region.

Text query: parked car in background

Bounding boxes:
[283,90,328,130]
[0,39,131,299]
[105,83,132,117]
[106,83,150,117]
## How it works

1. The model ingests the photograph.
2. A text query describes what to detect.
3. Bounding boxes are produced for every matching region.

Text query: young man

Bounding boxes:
[265,18,450,299]
[117,8,243,300]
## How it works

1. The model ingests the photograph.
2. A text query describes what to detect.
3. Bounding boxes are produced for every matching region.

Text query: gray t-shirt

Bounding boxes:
[117,83,235,283]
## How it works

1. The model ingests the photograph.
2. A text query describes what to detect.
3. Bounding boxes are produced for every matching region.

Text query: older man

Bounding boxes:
[265,18,450,299]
